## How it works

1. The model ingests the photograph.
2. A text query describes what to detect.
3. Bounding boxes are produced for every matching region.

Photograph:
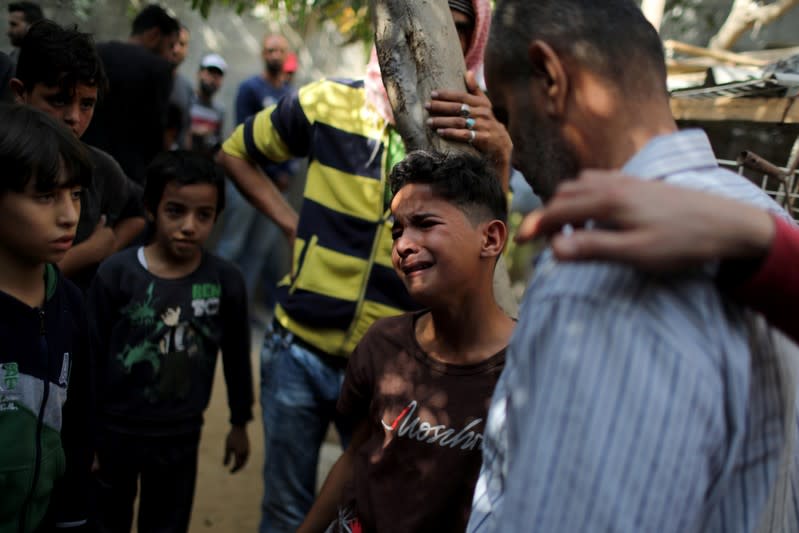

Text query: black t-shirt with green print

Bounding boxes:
[88,247,253,436]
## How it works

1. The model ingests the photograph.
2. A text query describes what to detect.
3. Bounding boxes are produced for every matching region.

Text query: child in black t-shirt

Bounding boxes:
[88,151,253,533]
[298,151,516,533]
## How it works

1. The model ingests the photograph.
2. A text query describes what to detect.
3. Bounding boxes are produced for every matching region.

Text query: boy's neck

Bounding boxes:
[143,243,202,279]
[0,250,46,308]
[415,291,514,366]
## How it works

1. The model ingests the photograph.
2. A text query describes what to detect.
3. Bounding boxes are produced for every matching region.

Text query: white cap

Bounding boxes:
[200,53,227,74]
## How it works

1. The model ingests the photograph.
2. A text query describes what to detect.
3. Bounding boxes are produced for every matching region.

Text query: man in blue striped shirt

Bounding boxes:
[469,1,799,531]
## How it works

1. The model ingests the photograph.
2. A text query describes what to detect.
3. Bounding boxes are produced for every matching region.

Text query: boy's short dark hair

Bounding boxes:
[389,150,507,223]
[8,2,44,24]
[0,103,92,193]
[143,151,226,215]
[16,20,108,99]
[131,4,180,37]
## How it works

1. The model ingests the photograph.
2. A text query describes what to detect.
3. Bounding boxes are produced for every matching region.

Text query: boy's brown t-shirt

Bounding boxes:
[338,311,505,533]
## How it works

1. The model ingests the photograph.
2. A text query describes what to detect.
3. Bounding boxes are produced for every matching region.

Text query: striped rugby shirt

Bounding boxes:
[222,78,417,358]
[468,129,799,532]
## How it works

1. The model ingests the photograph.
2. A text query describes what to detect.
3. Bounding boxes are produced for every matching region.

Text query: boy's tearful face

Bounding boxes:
[151,182,217,264]
[390,183,484,305]
[0,178,81,265]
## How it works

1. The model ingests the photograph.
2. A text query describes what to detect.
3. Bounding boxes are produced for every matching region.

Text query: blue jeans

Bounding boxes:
[259,328,352,533]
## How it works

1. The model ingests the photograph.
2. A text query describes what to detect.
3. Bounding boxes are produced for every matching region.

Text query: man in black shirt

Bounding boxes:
[82,4,180,185]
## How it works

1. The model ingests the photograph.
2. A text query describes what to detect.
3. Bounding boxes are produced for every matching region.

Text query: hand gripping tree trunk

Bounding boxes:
[371,0,480,155]
[371,0,519,317]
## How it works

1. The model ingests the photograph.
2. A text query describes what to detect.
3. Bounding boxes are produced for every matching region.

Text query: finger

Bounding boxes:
[427,117,480,130]
[515,211,544,243]
[231,451,248,473]
[425,100,491,119]
[435,128,481,146]
[464,71,485,98]
[551,229,645,264]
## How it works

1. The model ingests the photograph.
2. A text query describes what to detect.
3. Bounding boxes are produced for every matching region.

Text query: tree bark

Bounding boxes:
[370,0,479,155]
[709,0,799,50]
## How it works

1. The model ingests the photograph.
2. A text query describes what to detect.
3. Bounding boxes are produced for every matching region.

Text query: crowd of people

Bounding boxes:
[1,0,799,532]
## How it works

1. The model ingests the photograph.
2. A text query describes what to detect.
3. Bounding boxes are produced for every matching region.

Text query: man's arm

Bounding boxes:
[58,216,116,277]
[297,420,370,533]
[494,294,727,532]
[112,217,146,252]
[219,262,253,473]
[216,151,298,243]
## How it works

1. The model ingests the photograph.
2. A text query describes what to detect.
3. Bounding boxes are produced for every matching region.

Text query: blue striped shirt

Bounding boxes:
[468,130,798,532]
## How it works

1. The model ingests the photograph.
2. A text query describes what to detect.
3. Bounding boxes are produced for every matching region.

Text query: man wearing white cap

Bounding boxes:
[188,53,227,157]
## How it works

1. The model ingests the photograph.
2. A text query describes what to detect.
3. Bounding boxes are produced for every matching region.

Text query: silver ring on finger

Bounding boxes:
[460,103,471,117]
[468,129,476,144]
[465,117,476,130]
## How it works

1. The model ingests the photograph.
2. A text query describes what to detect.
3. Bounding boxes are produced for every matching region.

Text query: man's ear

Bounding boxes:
[527,40,569,120]
[481,219,508,259]
[9,78,28,104]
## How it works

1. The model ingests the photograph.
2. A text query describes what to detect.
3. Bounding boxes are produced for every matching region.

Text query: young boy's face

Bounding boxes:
[0,177,81,266]
[150,181,217,264]
[390,183,485,304]
[15,82,98,138]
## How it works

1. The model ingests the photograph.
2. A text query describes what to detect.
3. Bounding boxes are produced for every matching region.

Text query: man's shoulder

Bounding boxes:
[85,144,125,174]
[97,41,171,76]
[527,252,738,349]
[659,159,790,221]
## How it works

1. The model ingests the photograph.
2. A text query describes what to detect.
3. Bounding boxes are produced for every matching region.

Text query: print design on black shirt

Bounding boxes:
[116,281,222,402]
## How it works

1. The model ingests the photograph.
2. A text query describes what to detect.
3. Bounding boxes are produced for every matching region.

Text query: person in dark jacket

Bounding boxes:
[0,103,93,532]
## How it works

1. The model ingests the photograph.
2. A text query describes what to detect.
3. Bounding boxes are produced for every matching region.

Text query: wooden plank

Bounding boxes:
[670,96,799,123]
[664,39,770,67]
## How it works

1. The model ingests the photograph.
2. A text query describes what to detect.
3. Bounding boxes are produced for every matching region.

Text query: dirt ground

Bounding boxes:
[187,331,341,533]
[189,338,264,532]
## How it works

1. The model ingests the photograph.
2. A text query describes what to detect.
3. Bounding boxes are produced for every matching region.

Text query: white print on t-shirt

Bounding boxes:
[381,400,484,451]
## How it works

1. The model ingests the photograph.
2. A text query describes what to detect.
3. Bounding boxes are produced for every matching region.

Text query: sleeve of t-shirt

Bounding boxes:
[219,260,254,426]
[223,82,317,167]
[729,215,799,343]
[94,149,144,225]
[337,336,375,422]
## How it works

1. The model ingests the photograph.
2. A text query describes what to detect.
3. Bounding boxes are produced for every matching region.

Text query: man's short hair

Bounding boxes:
[8,2,44,24]
[0,103,92,194]
[143,151,226,216]
[131,4,180,38]
[16,20,108,99]
[389,151,507,224]
[489,0,666,96]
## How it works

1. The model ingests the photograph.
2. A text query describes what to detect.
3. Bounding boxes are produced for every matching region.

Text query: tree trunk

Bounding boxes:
[709,0,799,50]
[641,0,667,32]
[370,0,479,155]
